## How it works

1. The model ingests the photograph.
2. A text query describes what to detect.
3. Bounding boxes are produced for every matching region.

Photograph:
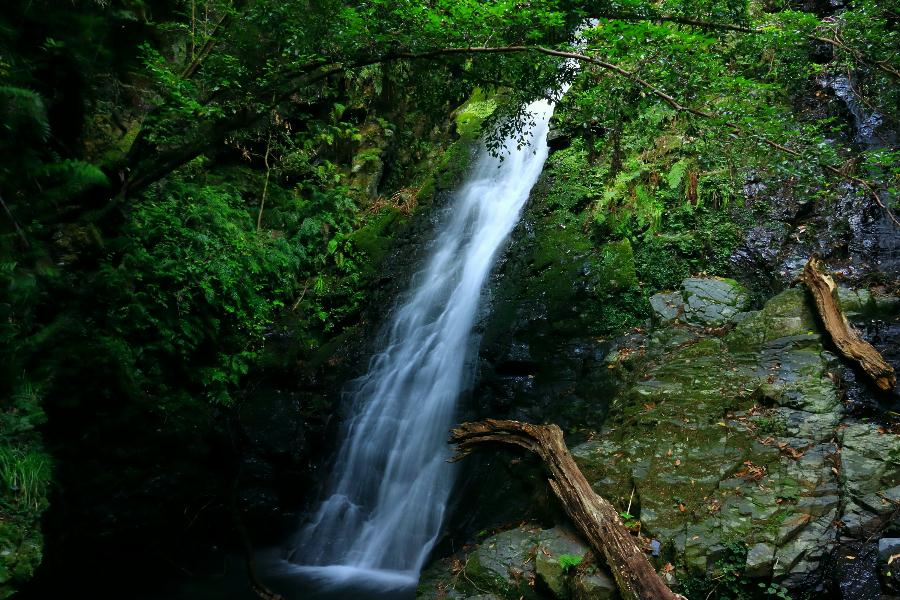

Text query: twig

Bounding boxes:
[0,194,29,247]
[257,129,273,232]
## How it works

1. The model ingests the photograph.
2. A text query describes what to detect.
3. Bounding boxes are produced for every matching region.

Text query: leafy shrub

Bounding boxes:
[105,181,304,404]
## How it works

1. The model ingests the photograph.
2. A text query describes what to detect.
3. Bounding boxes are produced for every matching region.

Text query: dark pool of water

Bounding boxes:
[142,550,417,600]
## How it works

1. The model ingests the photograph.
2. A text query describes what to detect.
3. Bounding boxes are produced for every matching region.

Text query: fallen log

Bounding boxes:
[450,419,686,600]
[800,257,896,391]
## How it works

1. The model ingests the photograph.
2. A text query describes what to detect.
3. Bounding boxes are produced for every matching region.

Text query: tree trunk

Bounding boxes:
[800,257,895,390]
[450,419,686,600]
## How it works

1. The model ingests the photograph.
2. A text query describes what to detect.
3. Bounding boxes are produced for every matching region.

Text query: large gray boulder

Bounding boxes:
[649,277,750,327]
[680,277,750,326]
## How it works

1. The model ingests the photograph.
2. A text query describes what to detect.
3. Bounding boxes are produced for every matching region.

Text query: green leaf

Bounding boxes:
[667,160,688,190]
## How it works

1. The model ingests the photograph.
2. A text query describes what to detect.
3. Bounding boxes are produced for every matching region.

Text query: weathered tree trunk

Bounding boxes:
[450,419,686,600]
[800,257,896,391]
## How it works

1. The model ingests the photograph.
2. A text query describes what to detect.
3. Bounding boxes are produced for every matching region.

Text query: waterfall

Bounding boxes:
[287,95,559,591]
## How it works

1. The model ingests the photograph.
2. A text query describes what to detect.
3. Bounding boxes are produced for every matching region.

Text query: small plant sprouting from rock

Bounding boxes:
[758,581,792,599]
[679,542,795,599]
[558,553,584,572]
[619,510,639,528]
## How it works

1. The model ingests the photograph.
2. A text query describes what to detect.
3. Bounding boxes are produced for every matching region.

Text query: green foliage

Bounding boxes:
[0,446,50,512]
[595,288,651,333]
[619,511,638,528]
[0,374,50,597]
[677,542,793,600]
[0,86,50,142]
[110,181,302,403]
[557,553,584,572]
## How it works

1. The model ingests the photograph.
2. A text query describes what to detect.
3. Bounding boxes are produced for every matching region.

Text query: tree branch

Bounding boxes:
[591,13,900,81]
[118,44,899,227]
[409,45,898,226]
[1,194,29,247]
[800,257,896,390]
[810,34,900,80]
[180,0,248,80]
[450,419,685,600]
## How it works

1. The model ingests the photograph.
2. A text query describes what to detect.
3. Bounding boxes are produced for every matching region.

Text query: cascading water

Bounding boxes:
[282,95,560,595]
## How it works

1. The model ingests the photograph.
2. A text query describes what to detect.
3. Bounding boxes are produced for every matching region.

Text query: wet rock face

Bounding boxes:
[427,277,898,599]
[829,542,882,600]
[572,287,900,595]
[879,539,900,594]
[730,66,900,298]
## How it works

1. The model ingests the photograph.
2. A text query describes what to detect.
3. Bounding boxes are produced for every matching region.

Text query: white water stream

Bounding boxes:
[287,95,559,592]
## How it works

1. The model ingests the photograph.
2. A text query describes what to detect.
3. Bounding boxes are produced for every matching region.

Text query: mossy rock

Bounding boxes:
[350,207,405,268]
[462,528,543,599]
[454,89,499,142]
[571,288,855,589]
[725,288,817,351]
[596,239,638,292]
[418,526,619,600]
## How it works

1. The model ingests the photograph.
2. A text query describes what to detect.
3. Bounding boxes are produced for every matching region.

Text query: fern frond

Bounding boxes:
[0,86,50,142]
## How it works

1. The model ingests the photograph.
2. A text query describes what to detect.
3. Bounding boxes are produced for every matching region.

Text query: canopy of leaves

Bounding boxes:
[0,0,897,591]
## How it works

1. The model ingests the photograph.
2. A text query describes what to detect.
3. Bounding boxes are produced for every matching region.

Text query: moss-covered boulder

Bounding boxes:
[454,90,499,143]
[570,287,892,594]
[839,423,900,536]
[596,239,638,291]
[417,525,618,600]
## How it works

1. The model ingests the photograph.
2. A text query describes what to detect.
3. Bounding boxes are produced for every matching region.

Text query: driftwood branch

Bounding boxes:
[800,257,896,390]
[450,419,685,600]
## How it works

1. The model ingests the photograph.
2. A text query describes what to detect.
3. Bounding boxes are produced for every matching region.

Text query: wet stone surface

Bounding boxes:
[424,286,900,598]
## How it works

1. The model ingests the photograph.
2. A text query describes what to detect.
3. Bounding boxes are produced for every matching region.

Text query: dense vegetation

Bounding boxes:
[0,0,897,597]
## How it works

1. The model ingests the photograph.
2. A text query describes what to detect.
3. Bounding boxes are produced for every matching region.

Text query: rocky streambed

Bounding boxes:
[419,278,900,599]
